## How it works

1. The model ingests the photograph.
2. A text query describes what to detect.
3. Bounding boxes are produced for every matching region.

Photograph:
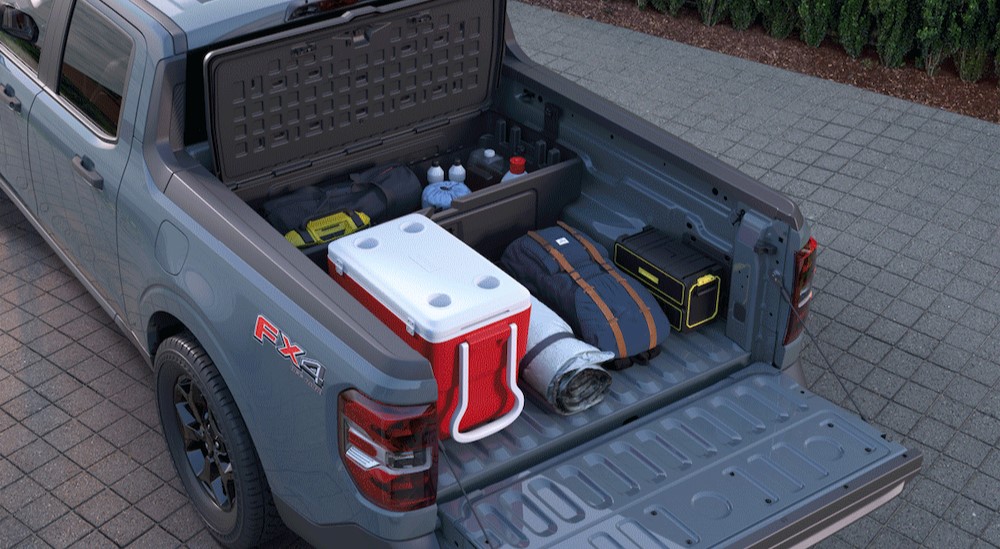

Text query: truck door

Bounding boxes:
[28,0,145,310]
[0,0,56,212]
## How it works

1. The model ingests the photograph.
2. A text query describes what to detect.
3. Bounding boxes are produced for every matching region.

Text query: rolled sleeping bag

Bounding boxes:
[520,297,614,415]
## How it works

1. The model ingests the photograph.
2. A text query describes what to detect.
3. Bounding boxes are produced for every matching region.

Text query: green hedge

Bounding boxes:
[638,0,1000,82]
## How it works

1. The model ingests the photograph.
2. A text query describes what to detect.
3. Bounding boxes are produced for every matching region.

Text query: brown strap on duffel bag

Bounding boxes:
[526,231,628,357]
[557,222,658,350]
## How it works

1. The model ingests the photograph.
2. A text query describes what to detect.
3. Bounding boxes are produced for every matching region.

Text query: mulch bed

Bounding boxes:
[521,0,1000,124]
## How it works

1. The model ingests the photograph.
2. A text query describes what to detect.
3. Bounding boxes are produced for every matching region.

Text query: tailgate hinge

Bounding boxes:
[754,228,779,255]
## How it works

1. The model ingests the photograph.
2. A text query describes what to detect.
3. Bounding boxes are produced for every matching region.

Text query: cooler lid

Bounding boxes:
[204,0,504,185]
[328,214,530,343]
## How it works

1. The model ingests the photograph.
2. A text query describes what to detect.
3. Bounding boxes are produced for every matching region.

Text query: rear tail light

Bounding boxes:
[338,390,438,512]
[784,237,817,345]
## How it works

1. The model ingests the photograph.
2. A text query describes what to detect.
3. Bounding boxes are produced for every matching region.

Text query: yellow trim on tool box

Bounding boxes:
[613,243,686,307]
[637,266,660,285]
[685,274,721,329]
[658,276,720,331]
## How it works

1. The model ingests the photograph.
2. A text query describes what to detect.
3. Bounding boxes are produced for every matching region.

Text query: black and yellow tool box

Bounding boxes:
[613,227,723,332]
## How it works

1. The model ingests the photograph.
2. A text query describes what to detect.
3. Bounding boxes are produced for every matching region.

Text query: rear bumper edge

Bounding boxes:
[738,446,923,549]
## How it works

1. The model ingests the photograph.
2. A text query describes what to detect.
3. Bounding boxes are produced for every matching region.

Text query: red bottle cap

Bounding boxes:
[510,156,526,174]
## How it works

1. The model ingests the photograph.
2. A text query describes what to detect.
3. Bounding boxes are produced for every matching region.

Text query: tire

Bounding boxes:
[155,332,284,548]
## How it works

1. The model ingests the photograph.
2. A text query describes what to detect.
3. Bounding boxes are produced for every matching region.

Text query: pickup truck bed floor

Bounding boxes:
[439,322,749,500]
[438,365,919,548]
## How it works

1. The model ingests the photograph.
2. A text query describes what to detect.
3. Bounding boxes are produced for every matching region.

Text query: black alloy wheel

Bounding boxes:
[172,374,236,512]
[155,332,284,548]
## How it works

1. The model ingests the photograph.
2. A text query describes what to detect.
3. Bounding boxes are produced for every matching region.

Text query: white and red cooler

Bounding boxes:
[327,214,530,443]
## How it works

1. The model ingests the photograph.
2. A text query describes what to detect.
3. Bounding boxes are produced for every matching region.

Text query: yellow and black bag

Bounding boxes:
[614,227,723,332]
[285,210,371,249]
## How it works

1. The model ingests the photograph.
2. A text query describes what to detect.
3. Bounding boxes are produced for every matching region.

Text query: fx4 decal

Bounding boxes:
[254,315,326,390]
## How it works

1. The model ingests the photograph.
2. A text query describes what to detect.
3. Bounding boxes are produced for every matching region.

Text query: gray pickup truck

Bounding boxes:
[0,0,920,547]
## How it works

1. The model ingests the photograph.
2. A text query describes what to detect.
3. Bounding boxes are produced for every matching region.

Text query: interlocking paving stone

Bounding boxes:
[68,529,113,549]
[0,515,31,549]
[42,420,92,453]
[76,489,129,529]
[63,435,115,469]
[129,526,180,549]
[0,458,20,489]
[88,451,140,486]
[0,424,36,459]
[136,485,187,524]
[20,405,70,437]
[31,456,83,491]
[110,467,163,505]
[0,377,30,407]
[51,473,104,509]
[52,386,102,419]
[947,497,997,537]
[157,505,203,544]
[100,507,154,546]
[14,494,68,531]
[38,512,91,548]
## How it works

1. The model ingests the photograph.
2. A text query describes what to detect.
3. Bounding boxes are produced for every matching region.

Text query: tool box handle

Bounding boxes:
[450,323,525,444]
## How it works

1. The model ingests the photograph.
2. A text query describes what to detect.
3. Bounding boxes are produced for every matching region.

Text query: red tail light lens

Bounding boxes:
[338,390,438,512]
[784,237,817,345]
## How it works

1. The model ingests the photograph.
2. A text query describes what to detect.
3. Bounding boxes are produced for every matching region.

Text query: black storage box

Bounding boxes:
[614,227,723,332]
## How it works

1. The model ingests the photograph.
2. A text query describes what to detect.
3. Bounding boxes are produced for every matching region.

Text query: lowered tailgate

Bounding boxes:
[437,365,920,548]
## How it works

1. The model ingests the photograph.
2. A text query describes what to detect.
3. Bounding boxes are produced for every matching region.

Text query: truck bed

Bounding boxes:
[438,365,921,548]
[438,322,748,500]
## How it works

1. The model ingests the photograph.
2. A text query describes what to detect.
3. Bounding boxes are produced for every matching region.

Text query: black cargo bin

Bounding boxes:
[614,227,723,332]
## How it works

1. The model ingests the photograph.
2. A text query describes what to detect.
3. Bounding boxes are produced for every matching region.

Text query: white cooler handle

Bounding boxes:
[450,323,525,444]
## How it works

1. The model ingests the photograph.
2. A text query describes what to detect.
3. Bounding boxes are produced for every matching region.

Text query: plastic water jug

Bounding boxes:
[468,148,507,180]
[501,156,527,183]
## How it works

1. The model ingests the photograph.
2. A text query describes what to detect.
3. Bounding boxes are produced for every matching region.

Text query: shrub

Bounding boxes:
[996,22,1000,82]
[800,0,835,46]
[699,0,732,24]
[958,47,989,80]
[730,0,758,28]
[956,0,998,81]
[637,0,675,14]
[869,0,917,67]
[916,0,961,75]
[839,0,872,57]
[757,0,799,36]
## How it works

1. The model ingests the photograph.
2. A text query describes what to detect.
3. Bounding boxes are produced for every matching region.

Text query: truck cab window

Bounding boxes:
[57,1,132,137]
[0,0,53,72]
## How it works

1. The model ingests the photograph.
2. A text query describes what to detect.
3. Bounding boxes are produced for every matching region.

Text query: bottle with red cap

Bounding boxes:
[501,156,527,183]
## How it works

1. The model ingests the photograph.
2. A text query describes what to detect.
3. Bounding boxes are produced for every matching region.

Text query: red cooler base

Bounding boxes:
[331,262,530,440]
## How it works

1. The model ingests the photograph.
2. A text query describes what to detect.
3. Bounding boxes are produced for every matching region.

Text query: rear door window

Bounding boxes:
[0,0,54,73]
[57,1,133,137]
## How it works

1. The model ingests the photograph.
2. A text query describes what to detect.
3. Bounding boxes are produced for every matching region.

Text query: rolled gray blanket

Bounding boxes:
[520,297,613,415]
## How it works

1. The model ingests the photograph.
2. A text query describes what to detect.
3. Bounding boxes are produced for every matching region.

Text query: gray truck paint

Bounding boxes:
[0,0,919,547]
